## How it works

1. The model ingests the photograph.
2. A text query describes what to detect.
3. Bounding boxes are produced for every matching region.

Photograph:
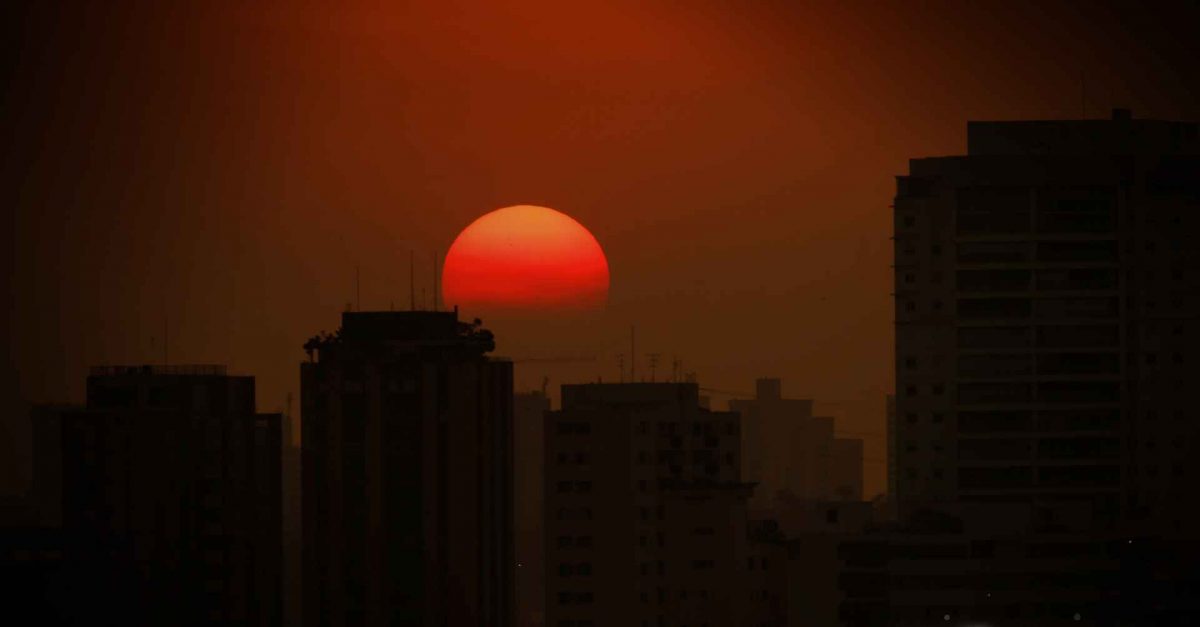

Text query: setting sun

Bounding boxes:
[441,205,610,314]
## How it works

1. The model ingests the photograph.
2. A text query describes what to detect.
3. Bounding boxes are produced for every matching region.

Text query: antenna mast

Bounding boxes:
[355,265,361,311]
[410,250,416,311]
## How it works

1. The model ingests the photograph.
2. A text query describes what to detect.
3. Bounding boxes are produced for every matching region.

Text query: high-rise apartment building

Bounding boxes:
[544,382,782,627]
[301,311,513,627]
[59,364,282,626]
[892,110,1200,529]
[872,111,1200,626]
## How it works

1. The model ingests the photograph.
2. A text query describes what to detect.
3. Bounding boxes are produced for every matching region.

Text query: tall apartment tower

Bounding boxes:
[545,382,784,627]
[301,311,513,627]
[59,365,282,626]
[891,109,1200,530]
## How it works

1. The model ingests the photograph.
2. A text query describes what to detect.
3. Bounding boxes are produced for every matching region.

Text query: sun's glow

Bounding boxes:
[442,205,609,313]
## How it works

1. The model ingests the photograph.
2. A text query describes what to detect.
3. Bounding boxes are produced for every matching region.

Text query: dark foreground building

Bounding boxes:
[50,365,282,627]
[514,390,552,627]
[301,310,513,627]
[875,110,1200,625]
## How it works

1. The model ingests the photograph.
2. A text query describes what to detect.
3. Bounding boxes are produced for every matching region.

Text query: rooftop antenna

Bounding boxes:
[355,264,361,311]
[541,375,549,397]
[648,353,660,382]
[617,353,625,383]
[630,325,636,382]
[409,250,416,311]
[421,287,426,311]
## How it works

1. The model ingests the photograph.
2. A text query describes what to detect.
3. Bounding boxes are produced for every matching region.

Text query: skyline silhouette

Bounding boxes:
[4,3,1200,626]
[6,2,1200,502]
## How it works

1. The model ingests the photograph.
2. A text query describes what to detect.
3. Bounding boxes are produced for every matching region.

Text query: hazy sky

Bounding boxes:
[4,0,1199,496]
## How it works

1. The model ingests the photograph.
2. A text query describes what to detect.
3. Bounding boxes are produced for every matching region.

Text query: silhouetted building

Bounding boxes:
[515,390,552,627]
[731,379,814,508]
[301,311,513,627]
[58,364,282,626]
[731,378,864,510]
[884,110,1200,625]
[282,404,302,627]
[893,109,1200,525]
[883,394,898,521]
[544,382,779,627]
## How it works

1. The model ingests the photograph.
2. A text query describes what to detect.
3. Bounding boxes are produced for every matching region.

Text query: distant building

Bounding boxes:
[301,311,513,627]
[730,378,864,511]
[544,382,780,627]
[515,390,552,627]
[58,364,282,627]
[730,379,814,508]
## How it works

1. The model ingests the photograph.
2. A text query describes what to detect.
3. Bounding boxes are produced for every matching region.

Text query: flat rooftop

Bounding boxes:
[967,109,1199,156]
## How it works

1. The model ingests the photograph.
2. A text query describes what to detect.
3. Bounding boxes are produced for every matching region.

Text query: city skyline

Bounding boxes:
[7,2,1200,501]
[4,3,1200,626]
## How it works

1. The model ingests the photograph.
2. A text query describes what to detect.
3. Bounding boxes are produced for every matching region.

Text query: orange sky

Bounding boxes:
[4,0,1199,497]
